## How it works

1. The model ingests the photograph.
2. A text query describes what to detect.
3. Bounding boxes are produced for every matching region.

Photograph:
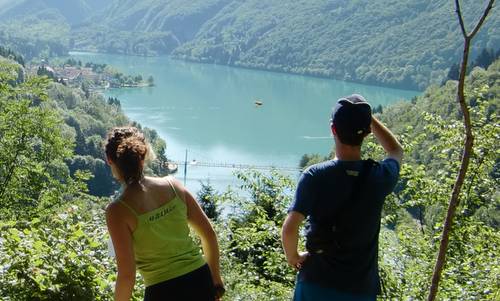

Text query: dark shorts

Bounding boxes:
[144,264,215,301]
[294,281,376,301]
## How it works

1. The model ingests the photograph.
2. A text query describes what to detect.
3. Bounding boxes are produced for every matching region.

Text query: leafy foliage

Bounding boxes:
[0,202,114,301]
[0,55,117,300]
[374,63,499,299]
[0,45,24,66]
[444,47,499,82]
[215,170,296,300]
[0,60,86,220]
[197,180,221,221]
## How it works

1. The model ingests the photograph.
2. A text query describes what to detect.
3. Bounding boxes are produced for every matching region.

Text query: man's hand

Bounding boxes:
[287,251,309,270]
[282,211,306,271]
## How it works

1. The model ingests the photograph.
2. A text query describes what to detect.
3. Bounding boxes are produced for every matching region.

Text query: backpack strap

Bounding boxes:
[335,159,375,217]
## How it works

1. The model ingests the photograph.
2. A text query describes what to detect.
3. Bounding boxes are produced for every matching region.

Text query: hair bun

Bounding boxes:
[117,136,147,160]
[105,126,148,184]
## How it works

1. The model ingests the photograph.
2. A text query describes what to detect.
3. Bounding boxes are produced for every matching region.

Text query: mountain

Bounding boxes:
[0,0,113,60]
[171,0,499,90]
[85,0,230,42]
[70,0,232,56]
[0,0,18,12]
[76,0,499,90]
[0,0,109,25]
[0,0,498,90]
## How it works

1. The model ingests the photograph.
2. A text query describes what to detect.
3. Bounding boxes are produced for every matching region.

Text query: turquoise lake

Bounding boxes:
[70,52,419,192]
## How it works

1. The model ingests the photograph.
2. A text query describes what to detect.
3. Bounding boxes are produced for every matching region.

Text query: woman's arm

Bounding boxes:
[282,211,308,270]
[173,179,223,289]
[106,202,136,301]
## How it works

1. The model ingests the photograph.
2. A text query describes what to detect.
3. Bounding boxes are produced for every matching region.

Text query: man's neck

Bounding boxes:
[334,142,362,161]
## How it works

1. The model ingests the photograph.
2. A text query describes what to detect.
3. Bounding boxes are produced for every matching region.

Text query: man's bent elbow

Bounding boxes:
[388,145,404,164]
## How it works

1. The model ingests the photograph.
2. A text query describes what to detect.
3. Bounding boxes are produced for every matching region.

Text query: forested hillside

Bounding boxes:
[173,0,499,90]
[0,9,69,60]
[0,0,110,60]
[0,0,107,25]
[0,0,498,89]
[71,0,231,56]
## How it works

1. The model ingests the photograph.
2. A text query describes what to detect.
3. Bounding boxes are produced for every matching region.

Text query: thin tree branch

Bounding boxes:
[469,0,495,39]
[427,1,495,300]
[455,0,468,37]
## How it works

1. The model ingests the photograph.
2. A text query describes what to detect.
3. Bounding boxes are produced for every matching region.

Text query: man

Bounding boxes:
[282,94,403,300]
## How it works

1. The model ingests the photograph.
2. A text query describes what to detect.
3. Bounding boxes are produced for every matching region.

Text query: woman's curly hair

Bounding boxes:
[105,127,148,184]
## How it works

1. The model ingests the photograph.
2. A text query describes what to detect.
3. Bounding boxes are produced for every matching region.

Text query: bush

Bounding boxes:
[0,201,115,301]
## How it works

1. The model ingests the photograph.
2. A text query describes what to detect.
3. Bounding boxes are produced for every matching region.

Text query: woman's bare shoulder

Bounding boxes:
[143,176,181,201]
[161,176,187,200]
[105,200,127,220]
[144,175,169,186]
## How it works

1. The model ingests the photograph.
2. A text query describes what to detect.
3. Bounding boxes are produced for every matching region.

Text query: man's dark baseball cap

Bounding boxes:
[331,94,372,139]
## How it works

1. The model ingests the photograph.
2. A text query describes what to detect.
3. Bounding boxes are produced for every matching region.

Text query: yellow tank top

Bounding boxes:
[118,178,205,287]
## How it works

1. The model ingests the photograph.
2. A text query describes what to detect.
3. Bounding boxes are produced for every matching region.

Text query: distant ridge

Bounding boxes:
[0,0,110,25]
[0,0,498,90]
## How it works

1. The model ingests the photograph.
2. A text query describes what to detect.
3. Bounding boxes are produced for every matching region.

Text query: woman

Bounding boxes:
[105,127,224,301]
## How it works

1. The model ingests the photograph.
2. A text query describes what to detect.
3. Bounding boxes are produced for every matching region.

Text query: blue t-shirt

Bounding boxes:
[290,158,400,296]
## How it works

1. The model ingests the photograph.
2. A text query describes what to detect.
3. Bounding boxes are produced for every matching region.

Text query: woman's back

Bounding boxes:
[105,126,222,300]
[117,176,205,287]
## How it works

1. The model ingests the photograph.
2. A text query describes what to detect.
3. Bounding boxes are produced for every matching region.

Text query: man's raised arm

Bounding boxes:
[371,116,403,164]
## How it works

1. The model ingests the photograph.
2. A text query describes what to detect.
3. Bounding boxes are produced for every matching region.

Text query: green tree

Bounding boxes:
[37,66,52,79]
[298,153,324,169]
[196,181,220,221]
[377,87,500,300]
[216,170,296,300]
[0,62,84,220]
